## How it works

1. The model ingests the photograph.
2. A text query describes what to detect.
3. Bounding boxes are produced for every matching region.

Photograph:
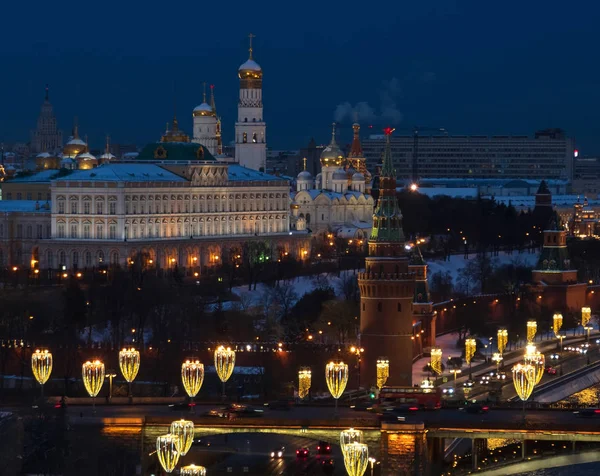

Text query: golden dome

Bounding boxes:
[36,152,60,170]
[161,115,190,143]
[63,121,87,158]
[320,123,345,167]
[238,34,263,88]
[76,152,98,170]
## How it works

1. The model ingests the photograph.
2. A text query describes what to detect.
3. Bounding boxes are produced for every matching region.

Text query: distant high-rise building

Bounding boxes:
[30,85,63,154]
[298,138,324,178]
[362,129,575,181]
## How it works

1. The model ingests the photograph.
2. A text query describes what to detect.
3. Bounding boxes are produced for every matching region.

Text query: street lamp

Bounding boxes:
[497,328,508,355]
[465,338,476,379]
[340,428,364,456]
[350,346,365,390]
[180,465,207,476]
[119,347,140,399]
[553,313,563,338]
[430,348,442,376]
[524,344,545,385]
[527,320,537,343]
[582,307,592,327]
[492,352,503,375]
[342,442,369,476]
[512,363,536,418]
[31,349,52,400]
[181,360,205,409]
[214,346,235,400]
[82,360,105,413]
[326,361,348,417]
[105,371,117,401]
[450,369,461,389]
[170,419,194,456]
[368,457,377,476]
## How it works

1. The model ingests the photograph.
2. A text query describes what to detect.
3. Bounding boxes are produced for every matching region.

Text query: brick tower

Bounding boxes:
[358,128,416,387]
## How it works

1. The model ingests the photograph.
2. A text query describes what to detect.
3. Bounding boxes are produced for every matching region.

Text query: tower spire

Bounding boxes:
[73,117,79,139]
[330,122,338,146]
[349,122,363,157]
[381,127,396,178]
[202,82,207,103]
[105,135,110,154]
[45,84,49,101]
[303,157,307,171]
[210,84,216,115]
[248,33,255,60]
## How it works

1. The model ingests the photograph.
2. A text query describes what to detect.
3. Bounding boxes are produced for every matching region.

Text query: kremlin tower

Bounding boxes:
[235,34,267,171]
[193,83,219,155]
[359,128,417,387]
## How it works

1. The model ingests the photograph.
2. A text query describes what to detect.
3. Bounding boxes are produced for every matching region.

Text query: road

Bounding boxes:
[30,403,599,433]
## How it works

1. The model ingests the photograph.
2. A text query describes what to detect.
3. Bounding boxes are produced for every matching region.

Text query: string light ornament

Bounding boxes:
[430,348,442,375]
[524,344,545,385]
[497,328,508,355]
[119,347,140,397]
[340,428,364,456]
[214,346,236,383]
[464,338,476,365]
[582,307,592,327]
[512,363,536,401]
[342,442,369,476]
[170,419,194,456]
[180,465,207,476]
[82,360,105,397]
[298,367,311,399]
[181,360,205,398]
[156,434,180,473]
[325,361,349,399]
[553,313,563,338]
[376,358,389,390]
[526,320,537,343]
[31,349,52,397]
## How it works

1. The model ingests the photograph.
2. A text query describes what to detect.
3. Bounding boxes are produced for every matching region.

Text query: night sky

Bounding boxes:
[1,0,599,153]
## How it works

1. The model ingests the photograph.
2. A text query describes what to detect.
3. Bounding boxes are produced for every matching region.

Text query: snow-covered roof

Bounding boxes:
[292,189,370,201]
[66,138,86,146]
[227,165,286,182]
[52,164,186,183]
[193,102,212,113]
[0,200,49,213]
[239,59,261,71]
[7,169,64,182]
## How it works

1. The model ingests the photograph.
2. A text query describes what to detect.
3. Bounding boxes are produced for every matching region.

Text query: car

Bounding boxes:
[387,404,420,413]
[317,441,331,455]
[296,447,309,457]
[226,404,264,417]
[349,402,374,412]
[270,446,285,458]
[266,400,292,411]
[203,408,227,418]
[321,458,335,474]
[168,402,196,411]
[546,366,557,375]
[575,408,600,418]
[462,403,489,414]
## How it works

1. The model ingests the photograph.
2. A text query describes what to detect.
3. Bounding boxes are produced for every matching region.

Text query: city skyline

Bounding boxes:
[0,2,599,153]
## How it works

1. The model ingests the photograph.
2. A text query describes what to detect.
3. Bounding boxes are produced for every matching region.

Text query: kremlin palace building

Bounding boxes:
[0,40,315,273]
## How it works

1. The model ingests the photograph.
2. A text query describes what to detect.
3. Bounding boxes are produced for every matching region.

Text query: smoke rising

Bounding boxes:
[333,77,404,125]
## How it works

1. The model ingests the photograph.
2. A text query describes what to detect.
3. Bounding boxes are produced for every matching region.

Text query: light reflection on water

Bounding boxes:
[524,463,600,475]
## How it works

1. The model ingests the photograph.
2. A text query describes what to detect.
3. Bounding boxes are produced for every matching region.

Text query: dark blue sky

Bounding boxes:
[2,1,599,153]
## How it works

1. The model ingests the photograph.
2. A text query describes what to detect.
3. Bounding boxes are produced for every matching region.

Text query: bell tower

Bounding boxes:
[359,128,416,387]
[235,34,266,171]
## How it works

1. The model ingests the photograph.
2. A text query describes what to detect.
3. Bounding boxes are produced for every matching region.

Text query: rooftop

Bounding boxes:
[52,164,186,183]
[0,200,50,213]
[227,165,287,183]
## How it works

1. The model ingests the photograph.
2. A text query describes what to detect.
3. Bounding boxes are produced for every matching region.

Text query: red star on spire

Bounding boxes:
[383,127,395,136]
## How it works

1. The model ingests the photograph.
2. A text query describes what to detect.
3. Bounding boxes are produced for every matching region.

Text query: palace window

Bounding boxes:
[96,225,104,239]
[252,133,257,143]
[71,202,78,214]
[58,224,65,238]
[84,201,90,214]
[27,225,32,239]
[58,201,65,214]
[109,224,116,240]
[83,224,90,239]
[70,224,77,238]
[243,132,248,143]
[109,202,116,215]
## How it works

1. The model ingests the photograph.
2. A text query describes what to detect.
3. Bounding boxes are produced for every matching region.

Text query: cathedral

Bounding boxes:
[290,123,374,238]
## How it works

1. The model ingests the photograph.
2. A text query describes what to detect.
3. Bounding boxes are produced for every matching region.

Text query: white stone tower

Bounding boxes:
[193,82,218,155]
[235,34,266,171]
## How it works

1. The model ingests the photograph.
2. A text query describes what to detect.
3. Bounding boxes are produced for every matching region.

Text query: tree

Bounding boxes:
[457,253,495,295]
[317,300,359,345]
[243,241,271,290]
[430,271,453,302]
[338,274,359,302]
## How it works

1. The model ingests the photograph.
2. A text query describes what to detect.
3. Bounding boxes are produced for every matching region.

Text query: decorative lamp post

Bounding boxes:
[298,367,311,400]
[156,434,180,473]
[376,358,389,390]
[465,338,476,378]
[492,352,503,375]
[368,457,377,476]
[119,347,140,399]
[350,346,365,390]
[170,419,194,456]
[342,442,369,476]
[582,307,592,327]
[526,320,537,343]
[450,369,461,389]
[430,348,442,376]
[524,344,545,385]
[497,328,508,355]
[340,428,364,456]
[214,346,235,400]
[512,363,536,418]
[82,360,105,412]
[181,360,204,409]
[325,361,348,416]
[553,313,563,338]
[180,465,207,476]
[31,349,52,399]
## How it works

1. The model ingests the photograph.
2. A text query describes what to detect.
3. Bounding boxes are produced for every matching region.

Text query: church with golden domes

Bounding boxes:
[290,123,374,238]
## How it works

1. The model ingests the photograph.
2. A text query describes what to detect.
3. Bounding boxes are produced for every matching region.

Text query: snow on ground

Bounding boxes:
[426,250,539,285]
[223,269,362,310]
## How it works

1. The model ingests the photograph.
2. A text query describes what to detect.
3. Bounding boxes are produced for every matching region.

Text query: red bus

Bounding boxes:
[378,386,441,410]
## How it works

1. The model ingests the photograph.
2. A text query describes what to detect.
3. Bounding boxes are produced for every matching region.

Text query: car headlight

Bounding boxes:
[278,451,282,457]
[271,452,275,457]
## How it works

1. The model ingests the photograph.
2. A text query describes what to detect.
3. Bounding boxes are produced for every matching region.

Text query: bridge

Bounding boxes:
[58,404,600,475]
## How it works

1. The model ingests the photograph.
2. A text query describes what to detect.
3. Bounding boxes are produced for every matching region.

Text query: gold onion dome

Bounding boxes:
[76,151,98,170]
[63,121,87,158]
[36,152,60,170]
[320,123,345,167]
[238,34,262,88]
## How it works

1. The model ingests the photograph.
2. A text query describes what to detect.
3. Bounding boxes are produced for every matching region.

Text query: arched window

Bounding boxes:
[85,251,92,267]
[243,132,248,143]
[59,250,66,265]
[252,133,257,143]
[111,251,119,265]
[46,250,53,268]
[72,251,79,268]
[97,250,104,264]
